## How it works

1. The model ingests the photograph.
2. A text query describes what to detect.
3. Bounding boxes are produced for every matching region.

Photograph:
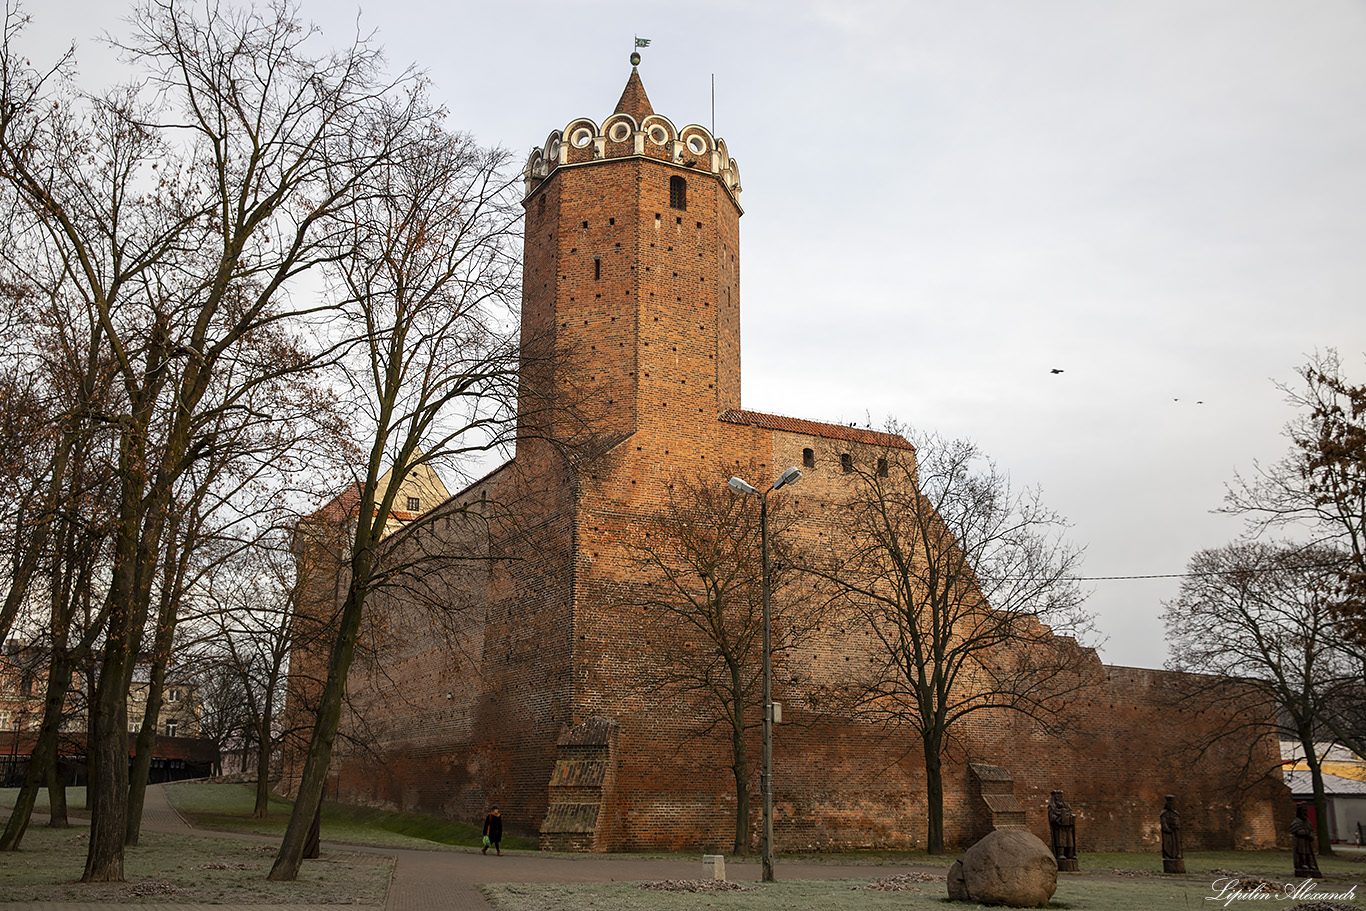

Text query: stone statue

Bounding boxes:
[1047,790,1078,872]
[1159,795,1185,874]
[1291,804,1320,878]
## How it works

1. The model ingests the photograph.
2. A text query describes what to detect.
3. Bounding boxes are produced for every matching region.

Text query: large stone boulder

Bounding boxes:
[954,828,1058,907]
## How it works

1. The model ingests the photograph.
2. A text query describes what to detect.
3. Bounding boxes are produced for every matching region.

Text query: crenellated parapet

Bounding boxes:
[523,111,741,201]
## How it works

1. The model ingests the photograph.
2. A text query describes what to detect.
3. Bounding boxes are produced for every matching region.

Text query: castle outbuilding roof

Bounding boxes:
[719,409,915,450]
[613,68,655,121]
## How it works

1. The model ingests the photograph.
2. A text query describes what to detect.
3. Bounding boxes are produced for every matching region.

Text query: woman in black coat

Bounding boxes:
[482,806,502,856]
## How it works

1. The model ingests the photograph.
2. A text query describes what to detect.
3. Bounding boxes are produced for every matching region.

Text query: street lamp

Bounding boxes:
[6,715,17,788]
[727,466,801,882]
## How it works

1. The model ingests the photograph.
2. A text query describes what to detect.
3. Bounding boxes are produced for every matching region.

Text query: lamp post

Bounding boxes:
[7,710,23,788]
[727,466,801,883]
[6,716,17,788]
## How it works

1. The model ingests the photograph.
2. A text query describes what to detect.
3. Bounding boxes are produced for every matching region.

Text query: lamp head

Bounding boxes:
[772,467,802,491]
[728,476,759,496]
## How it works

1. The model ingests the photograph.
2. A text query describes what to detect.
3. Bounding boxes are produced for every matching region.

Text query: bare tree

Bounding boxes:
[124,337,345,847]
[0,462,113,849]
[1163,542,1346,856]
[0,0,438,880]
[268,117,524,879]
[810,424,1090,854]
[196,532,304,818]
[615,469,825,855]
[0,279,118,852]
[1225,351,1366,755]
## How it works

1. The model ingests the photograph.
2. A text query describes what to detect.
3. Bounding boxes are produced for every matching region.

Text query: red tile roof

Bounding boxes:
[305,482,366,526]
[309,484,423,526]
[613,69,655,121]
[719,409,915,450]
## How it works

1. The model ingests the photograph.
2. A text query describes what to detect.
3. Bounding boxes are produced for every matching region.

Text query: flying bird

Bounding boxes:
[1050,368,1064,375]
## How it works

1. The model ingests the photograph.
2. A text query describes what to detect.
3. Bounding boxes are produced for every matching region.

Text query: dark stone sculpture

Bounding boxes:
[1291,804,1320,878]
[1159,795,1185,874]
[1047,790,1078,872]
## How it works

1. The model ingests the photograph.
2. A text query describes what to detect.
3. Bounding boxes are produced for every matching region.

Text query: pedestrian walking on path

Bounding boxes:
[481,807,502,856]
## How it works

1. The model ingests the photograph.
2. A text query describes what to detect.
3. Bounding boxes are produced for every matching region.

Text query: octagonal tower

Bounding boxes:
[519,67,744,444]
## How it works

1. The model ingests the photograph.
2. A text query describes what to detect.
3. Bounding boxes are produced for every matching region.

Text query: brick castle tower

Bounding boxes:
[519,65,743,442]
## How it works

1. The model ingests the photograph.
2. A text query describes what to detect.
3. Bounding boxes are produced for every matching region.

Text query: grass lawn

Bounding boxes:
[482,874,1363,911]
[0,824,391,905]
[0,786,89,817]
[481,848,1366,911]
[163,780,538,851]
[1077,847,1366,877]
[772,847,1366,877]
[4,782,1365,909]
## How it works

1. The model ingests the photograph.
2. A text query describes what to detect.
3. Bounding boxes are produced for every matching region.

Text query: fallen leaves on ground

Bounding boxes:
[122,881,180,897]
[636,880,752,892]
[859,872,943,890]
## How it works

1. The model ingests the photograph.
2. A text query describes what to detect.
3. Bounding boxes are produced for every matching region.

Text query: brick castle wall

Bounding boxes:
[283,73,1291,853]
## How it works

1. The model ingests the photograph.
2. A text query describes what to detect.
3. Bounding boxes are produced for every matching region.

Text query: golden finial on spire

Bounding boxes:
[632,36,650,68]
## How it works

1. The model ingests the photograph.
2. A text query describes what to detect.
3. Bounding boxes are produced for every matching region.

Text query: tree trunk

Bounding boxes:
[83,425,148,883]
[729,673,750,856]
[924,741,945,855]
[1296,725,1336,857]
[47,761,69,828]
[83,654,132,882]
[0,648,76,849]
[303,799,322,859]
[125,676,165,846]
[269,561,369,881]
[0,737,41,850]
[124,691,161,846]
[130,507,189,846]
[1305,746,1336,856]
[0,429,73,645]
[254,717,273,818]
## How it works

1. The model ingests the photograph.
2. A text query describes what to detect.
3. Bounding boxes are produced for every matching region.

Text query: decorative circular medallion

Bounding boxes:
[608,122,632,143]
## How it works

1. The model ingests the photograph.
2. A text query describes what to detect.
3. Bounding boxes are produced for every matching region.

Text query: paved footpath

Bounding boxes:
[6,785,922,911]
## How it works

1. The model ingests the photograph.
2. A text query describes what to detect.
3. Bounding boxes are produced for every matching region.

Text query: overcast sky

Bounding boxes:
[25,1,1366,669]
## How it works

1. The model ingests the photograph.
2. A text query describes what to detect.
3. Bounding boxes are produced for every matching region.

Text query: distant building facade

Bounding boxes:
[0,639,201,738]
[1282,741,1366,844]
[1,639,209,785]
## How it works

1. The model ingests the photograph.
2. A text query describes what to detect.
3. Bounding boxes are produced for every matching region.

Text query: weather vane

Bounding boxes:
[631,36,650,67]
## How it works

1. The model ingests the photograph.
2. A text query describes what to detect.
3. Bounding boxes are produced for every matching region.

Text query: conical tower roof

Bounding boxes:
[613,68,654,122]
[521,65,741,202]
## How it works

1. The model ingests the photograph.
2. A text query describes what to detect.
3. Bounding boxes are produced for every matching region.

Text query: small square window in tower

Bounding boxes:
[669,175,687,210]
[841,453,852,474]
[407,496,421,512]
[802,448,814,468]
[877,458,889,478]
